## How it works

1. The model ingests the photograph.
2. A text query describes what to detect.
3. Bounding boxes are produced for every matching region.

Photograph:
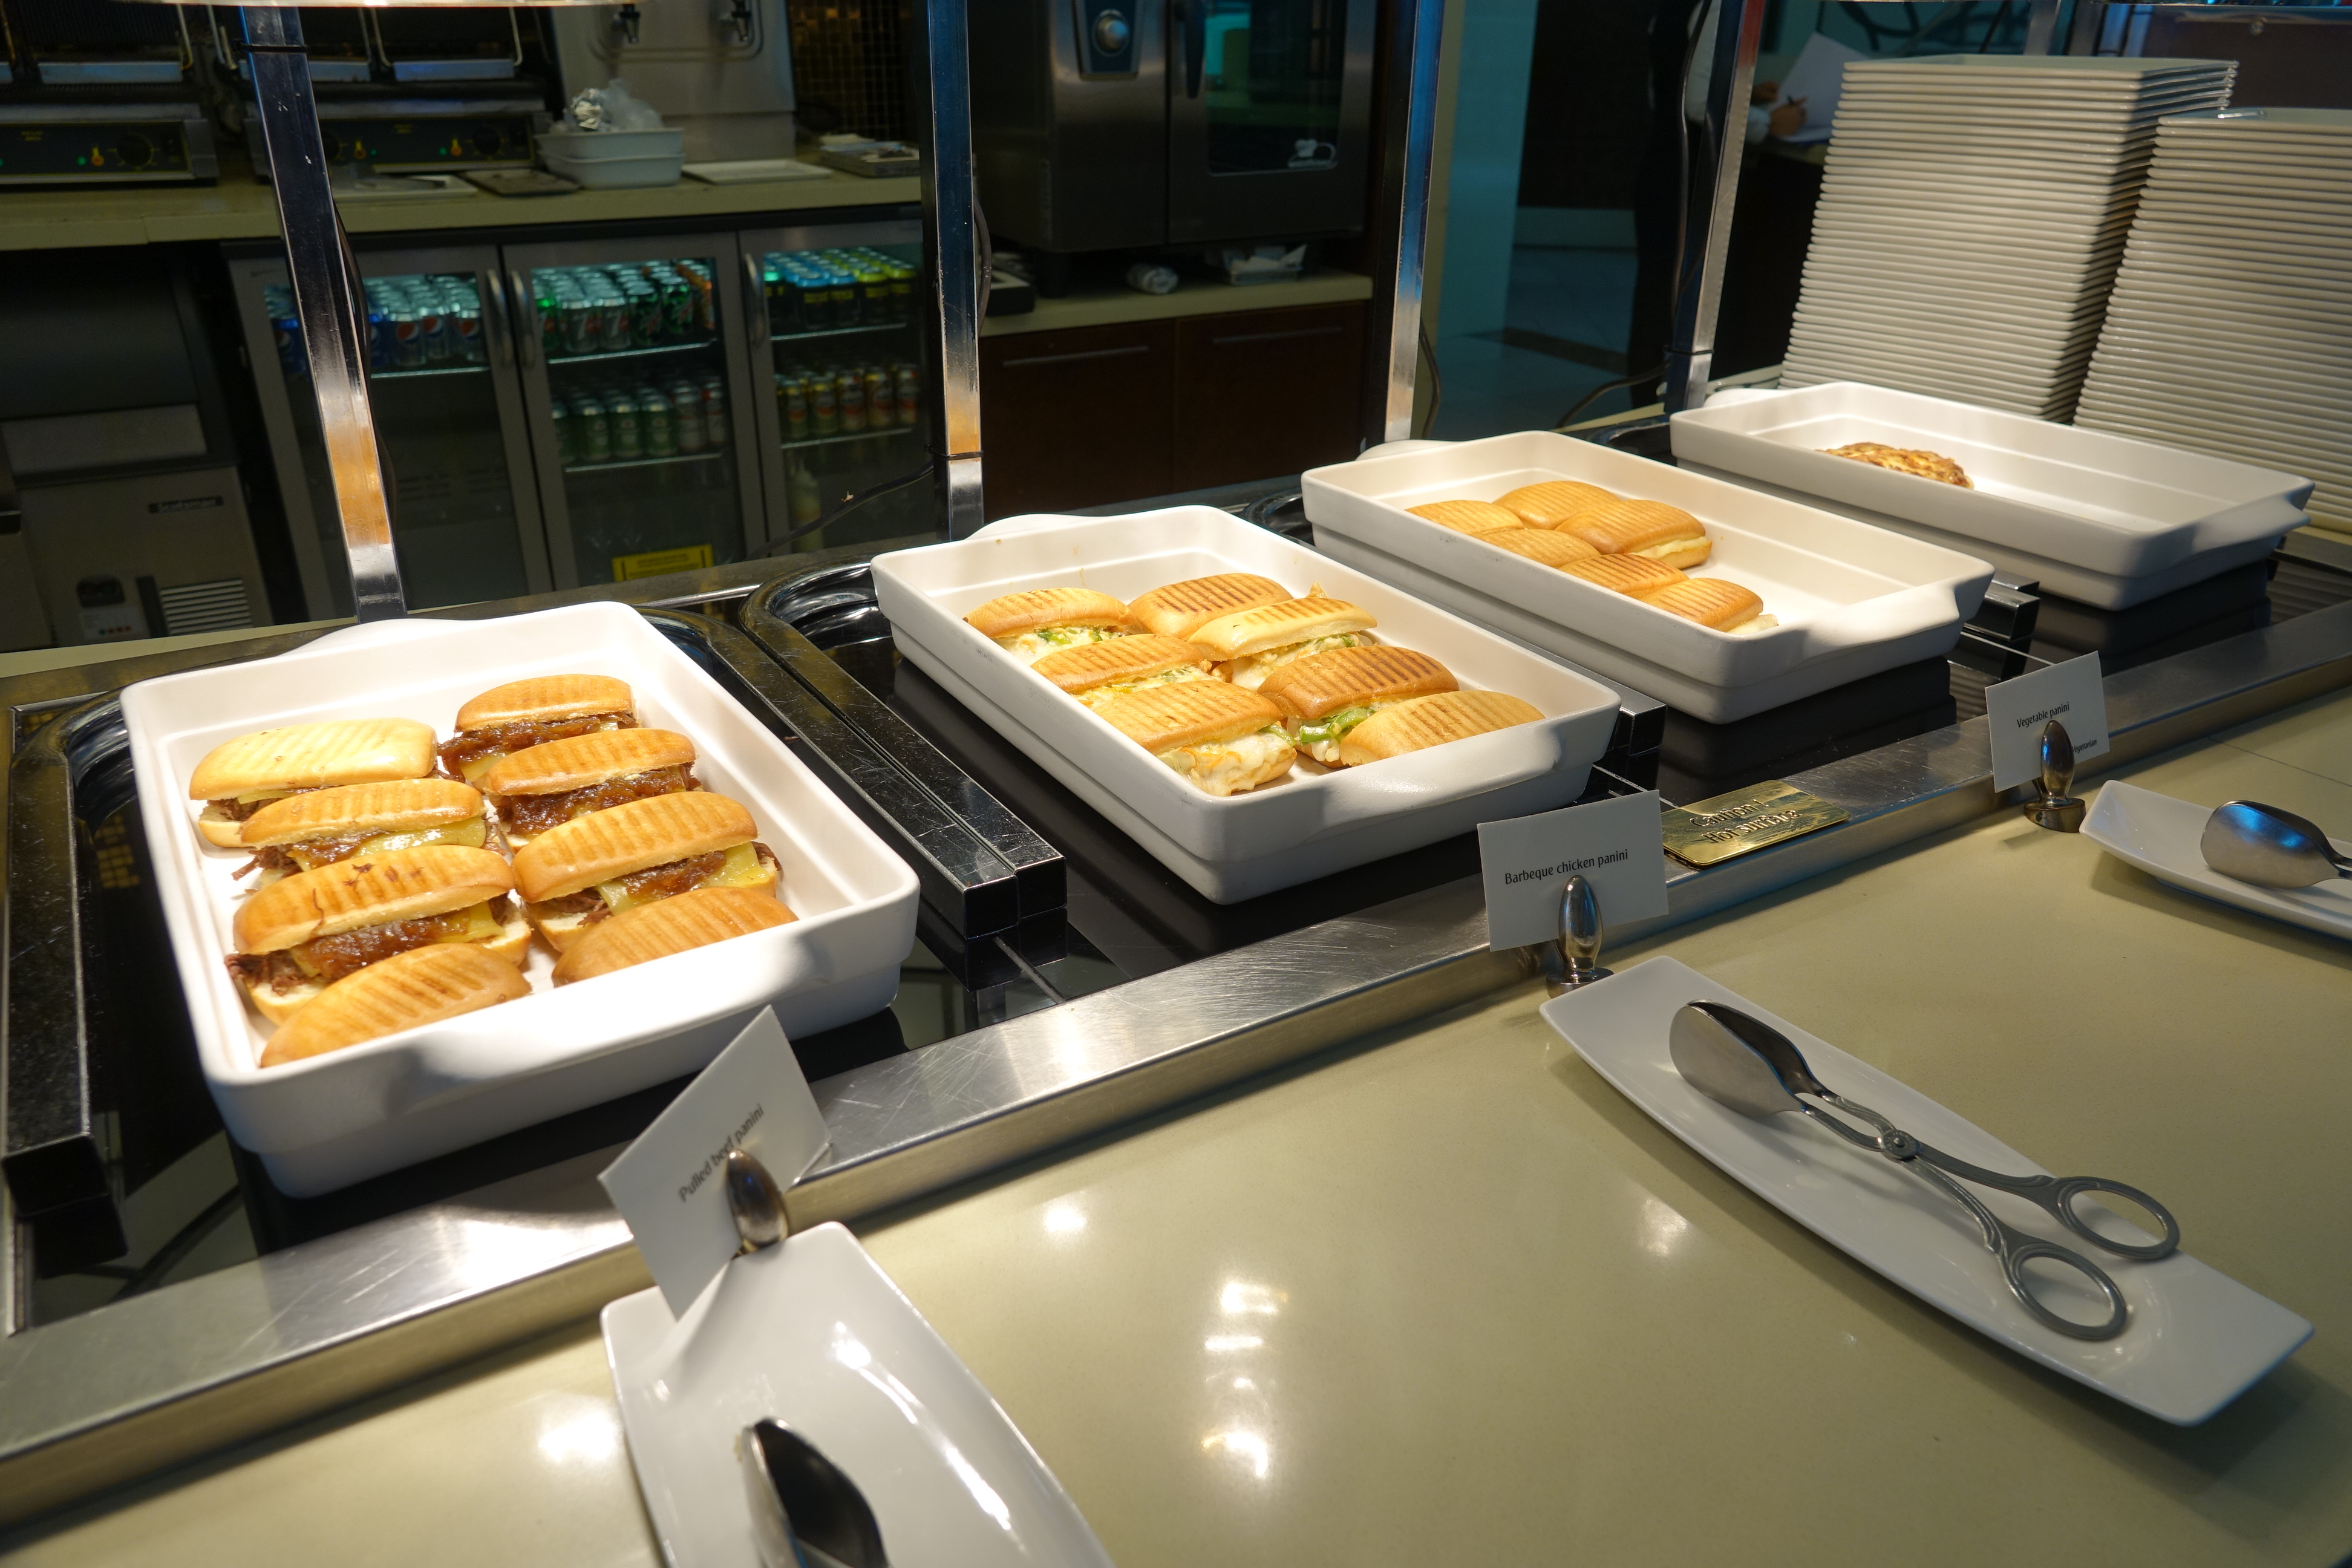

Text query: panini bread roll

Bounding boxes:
[1560,498,1711,569]
[1407,500,1521,536]
[189,717,438,848]
[440,675,638,782]
[1823,441,1972,488]
[1484,528,1599,569]
[513,790,777,952]
[1190,596,1377,689]
[1563,554,1688,596]
[480,728,701,849]
[1495,480,1618,528]
[225,846,526,1024]
[1128,573,1291,639]
[553,886,799,985]
[236,778,487,884]
[1031,634,1217,708]
[1336,690,1546,767]
[1096,682,1296,797]
[1260,647,1458,765]
[260,943,531,1068]
[1641,578,1776,635]
[965,587,1140,664]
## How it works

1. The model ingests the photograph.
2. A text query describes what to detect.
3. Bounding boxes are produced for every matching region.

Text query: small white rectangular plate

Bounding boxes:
[683,158,835,184]
[606,1222,1116,1568]
[2084,780,2352,941]
[1543,956,2312,1425]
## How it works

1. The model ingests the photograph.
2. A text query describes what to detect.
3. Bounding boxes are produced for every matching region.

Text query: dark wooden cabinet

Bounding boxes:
[978,299,1368,519]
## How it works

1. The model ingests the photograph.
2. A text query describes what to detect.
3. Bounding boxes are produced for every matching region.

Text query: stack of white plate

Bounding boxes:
[1780,54,2234,421]
[2075,108,2350,531]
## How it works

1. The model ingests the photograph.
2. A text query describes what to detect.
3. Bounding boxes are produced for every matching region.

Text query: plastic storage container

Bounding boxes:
[538,126,686,189]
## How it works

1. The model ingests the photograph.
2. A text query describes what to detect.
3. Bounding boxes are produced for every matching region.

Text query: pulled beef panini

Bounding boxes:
[1495,480,1618,528]
[553,886,798,985]
[1822,441,1973,488]
[235,779,486,883]
[1559,498,1713,569]
[1336,690,1547,768]
[1483,528,1599,569]
[440,675,638,782]
[513,790,777,952]
[1097,682,1296,797]
[1031,635,1218,708]
[225,846,525,1024]
[1406,500,1522,536]
[260,943,530,1068]
[1641,578,1777,635]
[1260,647,1458,766]
[964,587,1138,664]
[1563,554,1688,597]
[1190,596,1377,690]
[1127,574,1290,639]
[189,717,437,849]
[480,728,701,849]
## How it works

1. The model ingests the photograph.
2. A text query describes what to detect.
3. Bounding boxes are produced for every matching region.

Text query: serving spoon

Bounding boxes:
[2200,800,2352,889]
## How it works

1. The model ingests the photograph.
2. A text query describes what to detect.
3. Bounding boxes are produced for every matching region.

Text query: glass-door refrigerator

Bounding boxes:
[229,244,550,618]
[741,215,933,554]
[503,231,766,589]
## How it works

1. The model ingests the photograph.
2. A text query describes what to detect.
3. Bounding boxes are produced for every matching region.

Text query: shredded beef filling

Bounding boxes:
[500,766,698,837]
[224,950,306,993]
[224,897,516,993]
[206,795,275,823]
[535,845,766,927]
[439,712,635,775]
[233,834,376,881]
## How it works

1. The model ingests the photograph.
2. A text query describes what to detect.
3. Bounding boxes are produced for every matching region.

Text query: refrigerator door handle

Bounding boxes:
[507,269,540,371]
[740,249,771,356]
[483,267,515,371]
[1176,0,1204,97]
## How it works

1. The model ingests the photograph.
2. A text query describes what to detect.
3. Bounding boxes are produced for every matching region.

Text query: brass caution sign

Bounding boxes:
[1661,779,1849,868]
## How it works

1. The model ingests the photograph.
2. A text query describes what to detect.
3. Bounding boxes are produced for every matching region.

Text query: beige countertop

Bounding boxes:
[981,270,1374,339]
[8,688,2351,1566]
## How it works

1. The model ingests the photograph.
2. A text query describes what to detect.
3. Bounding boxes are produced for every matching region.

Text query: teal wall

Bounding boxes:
[1433,0,1542,340]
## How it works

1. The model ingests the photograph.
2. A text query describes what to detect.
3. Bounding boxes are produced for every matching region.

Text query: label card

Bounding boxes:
[1478,791,1669,950]
[599,1007,831,1317]
[1985,653,2109,792]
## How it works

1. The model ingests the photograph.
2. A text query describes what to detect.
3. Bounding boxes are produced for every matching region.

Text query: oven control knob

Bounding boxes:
[1093,10,1130,53]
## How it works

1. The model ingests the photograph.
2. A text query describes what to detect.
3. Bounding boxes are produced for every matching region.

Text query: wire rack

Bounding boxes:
[784,0,906,141]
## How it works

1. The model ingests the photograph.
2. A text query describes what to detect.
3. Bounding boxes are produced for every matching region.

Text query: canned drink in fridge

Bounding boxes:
[609,390,642,460]
[810,374,838,437]
[562,297,599,356]
[826,269,859,327]
[662,275,694,340]
[575,396,611,464]
[639,386,675,457]
[389,310,425,368]
[863,367,892,426]
[837,369,866,433]
[450,302,485,363]
[601,291,632,352]
[897,363,921,426]
[550,397,573,465]
[782,376,809,443]
[411,304,446,364]
[671,379,705,452]
[699,378,726,449]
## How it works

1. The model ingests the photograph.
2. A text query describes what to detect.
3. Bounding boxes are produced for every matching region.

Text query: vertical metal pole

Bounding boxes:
[1379,0,1445,445]
[915,0,984,537]
[2023,0,2063,54]
[241,7,406,620]
[1662,0,1764,415]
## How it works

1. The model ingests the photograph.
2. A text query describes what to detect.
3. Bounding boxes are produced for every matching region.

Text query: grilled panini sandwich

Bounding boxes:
[1189,596,1378,690]
[1031,634,1218,708]
[1495,480,1618,528]
[1096,682,1296,797]
[226,846,526,1024]
[1559,498,1712,569]
[260,942,531,1068]
[189,717,439,848]
[235,778,487,883]
[1407,500,1521,536]
[512,790,777,952]
[1259,647,1459,766]
[1563,554,1688,597]
[1483,528,1599,569]
[553,886,798,985]
[965,587,1139,664]
[1641,578,1775,634]
[1822,441,1972,488]
[1128,573,1290,639]
[440,675,638,782]
[1335,690,1546,768]
[480,728,701,849]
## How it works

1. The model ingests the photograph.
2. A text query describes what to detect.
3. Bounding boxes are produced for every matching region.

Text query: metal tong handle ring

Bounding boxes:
[1907,1157,2131,1342]
[1904,1142,2181,1262]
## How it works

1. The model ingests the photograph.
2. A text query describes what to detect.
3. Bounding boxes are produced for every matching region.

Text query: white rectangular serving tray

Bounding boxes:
[1546,957,2313,1425]
[869,506,1622,904]
[2083,780,2352,942]
[1671,384,2313,609]
[606,1222,1115,1568]
[1300,431,1995,722]
[121,603,920,1197]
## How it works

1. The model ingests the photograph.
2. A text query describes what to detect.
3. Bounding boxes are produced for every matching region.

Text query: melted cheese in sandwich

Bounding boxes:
[1226,633,1370,690]
[996,626,1126,665]
[1154,730,1294,797]
[1730,613,1779,636]
[1290,701,1401,765]
[1076,665,1213,710]
[593,841,768,914]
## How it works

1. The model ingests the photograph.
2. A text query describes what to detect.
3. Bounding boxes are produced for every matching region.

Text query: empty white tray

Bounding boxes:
[2083,780,2352,941]
[1301,431,1995,722]
[869,506,1622,903]
[121,604,920,1195]
[1671,383,2311,609]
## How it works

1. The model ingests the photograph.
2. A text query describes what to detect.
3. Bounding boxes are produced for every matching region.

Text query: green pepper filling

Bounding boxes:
[1295,705,1375,748]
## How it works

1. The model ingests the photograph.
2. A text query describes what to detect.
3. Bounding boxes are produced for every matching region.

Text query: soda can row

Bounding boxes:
[775,362,921,441]
[760,246,916,335]
[552,377,728,468]
[362,273,486,370]
[531,260,716,358]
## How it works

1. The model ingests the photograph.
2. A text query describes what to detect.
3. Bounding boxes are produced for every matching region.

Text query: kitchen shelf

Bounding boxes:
[770,320,910,345]
[369,361,489,381]
[781,423,918,452]
[547,338,718,367]
[563,448,729,475]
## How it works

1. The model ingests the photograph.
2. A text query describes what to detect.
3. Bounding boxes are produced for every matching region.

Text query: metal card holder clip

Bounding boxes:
[1541,874,1612,998]
[726,1146,790,1253]
[2024,718,2086,833]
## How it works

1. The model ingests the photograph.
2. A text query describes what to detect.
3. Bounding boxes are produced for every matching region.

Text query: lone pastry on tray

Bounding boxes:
[1495,480,1618,528]
[1559,498,1712,569]
[1189,596,1377,689]
[1822,441,1973,488]
[1096,681,1297,797]
[965,587,1139,664]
